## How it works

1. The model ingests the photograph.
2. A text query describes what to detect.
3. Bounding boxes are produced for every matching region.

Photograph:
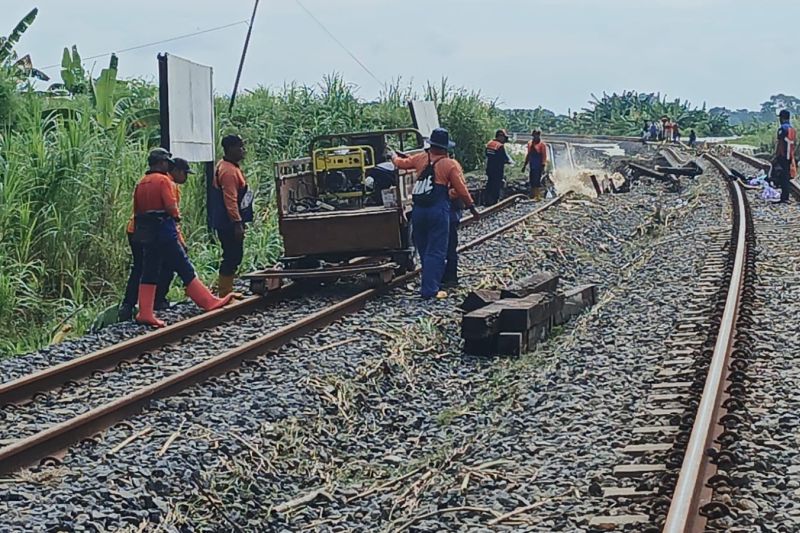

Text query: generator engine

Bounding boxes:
[321,169,363,194]
[312,145,375,209]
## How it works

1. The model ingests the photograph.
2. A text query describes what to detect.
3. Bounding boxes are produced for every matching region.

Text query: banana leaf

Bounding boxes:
[91,54,118,129]
[0,8,38,64]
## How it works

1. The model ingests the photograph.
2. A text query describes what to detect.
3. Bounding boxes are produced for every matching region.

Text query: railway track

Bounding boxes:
[705,150,800,531]
[591,151,756,531]
[0,193,562,475]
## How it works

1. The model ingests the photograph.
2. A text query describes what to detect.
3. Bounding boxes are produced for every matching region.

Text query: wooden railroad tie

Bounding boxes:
[460,272,597,356]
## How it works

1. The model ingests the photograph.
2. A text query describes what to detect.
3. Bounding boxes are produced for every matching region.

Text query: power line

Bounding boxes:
[294,0,384,88]
[38,20,249,71]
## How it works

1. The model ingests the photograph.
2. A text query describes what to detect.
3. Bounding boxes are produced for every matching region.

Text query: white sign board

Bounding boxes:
[165,54,215,162]
[408,100,440,138]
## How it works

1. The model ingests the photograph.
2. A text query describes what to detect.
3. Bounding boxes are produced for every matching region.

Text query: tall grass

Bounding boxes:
[0,73,502,356]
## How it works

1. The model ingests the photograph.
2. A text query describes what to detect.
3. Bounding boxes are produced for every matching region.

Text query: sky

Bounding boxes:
[5,0,798,114]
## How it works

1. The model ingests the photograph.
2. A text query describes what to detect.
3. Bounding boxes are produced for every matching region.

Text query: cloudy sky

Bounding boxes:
[6,0,797,113]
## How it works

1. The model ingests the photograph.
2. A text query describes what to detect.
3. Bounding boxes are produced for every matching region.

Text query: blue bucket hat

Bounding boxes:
[428,128,455,150]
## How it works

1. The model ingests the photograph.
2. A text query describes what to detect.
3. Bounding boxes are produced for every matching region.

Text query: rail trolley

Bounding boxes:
[245,128,426,294]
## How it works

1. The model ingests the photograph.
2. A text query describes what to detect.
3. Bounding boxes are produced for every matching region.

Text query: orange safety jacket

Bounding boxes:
[128,175,185,245]
[525,141,548,168]
[393,151,475,207]
[213,159,248,223]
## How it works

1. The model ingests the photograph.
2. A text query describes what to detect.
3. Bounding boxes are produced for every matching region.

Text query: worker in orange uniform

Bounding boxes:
[132,148,233,327]
[483,128,512,206]
[522,129,548,200]
[210,135,253,296]
[772,109,797,204]
[119,157,193,321]
[393,128,479,299]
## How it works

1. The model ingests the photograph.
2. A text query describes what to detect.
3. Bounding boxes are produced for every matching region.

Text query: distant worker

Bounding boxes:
[673,122,681,144]
[642,121,650,144]
[660,116,669,141]
[772,110,797,204]
[483,128,512,206]
[211,135,253,296]
[688,129,697,148]
[119,157,193,321]
[664,119,673,144]
[522,129,548,200]
[649,122,658,141]
[393,128,479,299]
[132,149,233,327]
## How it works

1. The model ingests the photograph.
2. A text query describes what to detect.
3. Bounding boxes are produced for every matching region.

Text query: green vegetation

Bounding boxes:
[503,91,734,137]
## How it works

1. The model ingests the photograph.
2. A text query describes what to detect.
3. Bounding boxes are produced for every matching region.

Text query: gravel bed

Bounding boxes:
[705,160,800,532]
[724,154,768,180]
[0,199,543,445]
[0,171,728,531]
[0,287,359,445]
[0,303,203,383]
[0,197,537,386]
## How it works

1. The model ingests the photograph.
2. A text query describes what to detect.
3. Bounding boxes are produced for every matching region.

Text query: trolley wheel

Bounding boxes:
[250,279,267,295]
[391,251,415,276]
[366,270,393,288]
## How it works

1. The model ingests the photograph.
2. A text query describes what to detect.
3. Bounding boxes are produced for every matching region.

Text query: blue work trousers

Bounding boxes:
[443,208,461,284]
[122,234,175,306]
[412,201,450,298]
[141,231,196,288]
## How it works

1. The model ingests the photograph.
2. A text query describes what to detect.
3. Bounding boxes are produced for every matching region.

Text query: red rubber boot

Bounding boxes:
[185,277,234,311]
[136,284,166,328]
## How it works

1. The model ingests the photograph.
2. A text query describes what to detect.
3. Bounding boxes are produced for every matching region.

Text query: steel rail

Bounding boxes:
[662,154,747,532]
[0,293,283,406]
[730,150,770,172]
[0,194,561,475]
[0,194,528,407]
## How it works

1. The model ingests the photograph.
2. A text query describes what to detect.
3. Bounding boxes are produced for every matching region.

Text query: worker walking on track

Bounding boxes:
[772,110,797,204]
[211,135,253,296]
[522,129,548,200]
[483,129,512,206]
[393,128,479,299]
[119,157,193,321]
[132,148,233,327]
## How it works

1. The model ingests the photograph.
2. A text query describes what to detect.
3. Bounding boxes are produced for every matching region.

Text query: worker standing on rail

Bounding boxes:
[393,128,479,299]
[688,129,697,148]
[132,149,233,327]
[673,122,681,144]
[522,129,548,200]
[649,122,658,141]
[483,129,512,206]
[211,135,253,296]
[119,157,193,321]
[772,110,797,204]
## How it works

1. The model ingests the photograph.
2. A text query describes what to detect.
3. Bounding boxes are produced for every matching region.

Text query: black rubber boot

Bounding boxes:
[118,303,134,321]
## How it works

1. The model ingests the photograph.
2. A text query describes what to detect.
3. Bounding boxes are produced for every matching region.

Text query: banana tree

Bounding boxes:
[1,8,49,83]
[91,54,118,128]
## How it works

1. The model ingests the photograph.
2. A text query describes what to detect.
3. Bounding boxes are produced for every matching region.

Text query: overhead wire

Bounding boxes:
[293,0,384,89]
[38,20,249,71]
